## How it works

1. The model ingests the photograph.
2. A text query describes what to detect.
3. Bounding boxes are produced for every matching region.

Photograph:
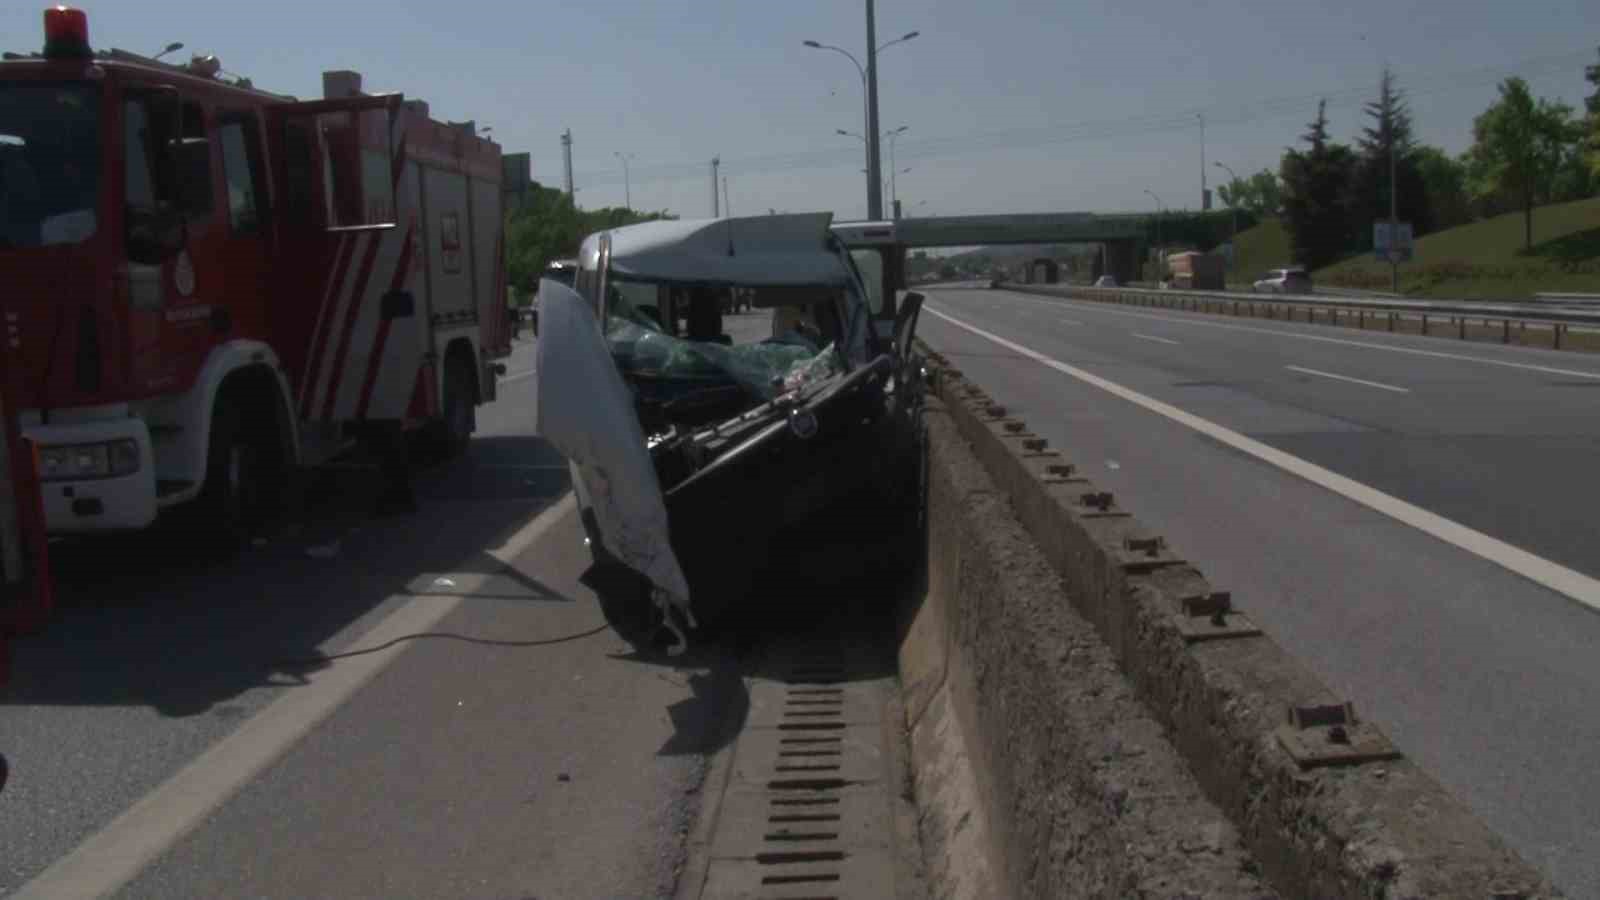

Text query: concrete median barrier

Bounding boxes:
[900,348,1562,899]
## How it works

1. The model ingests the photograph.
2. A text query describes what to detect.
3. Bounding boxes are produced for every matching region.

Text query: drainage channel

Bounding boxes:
[688,645,915,900]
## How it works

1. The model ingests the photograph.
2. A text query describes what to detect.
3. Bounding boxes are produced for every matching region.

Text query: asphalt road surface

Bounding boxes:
[0,323,857,900]
[918,285,1600,897]
[3,311,914,900]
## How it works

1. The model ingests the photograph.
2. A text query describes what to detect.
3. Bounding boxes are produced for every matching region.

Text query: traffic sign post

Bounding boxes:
[1374,222,1413,291]
[1373,222,1414,262]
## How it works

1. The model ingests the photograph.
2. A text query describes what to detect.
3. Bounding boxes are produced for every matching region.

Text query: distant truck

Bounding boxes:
[1166,251,1226,290]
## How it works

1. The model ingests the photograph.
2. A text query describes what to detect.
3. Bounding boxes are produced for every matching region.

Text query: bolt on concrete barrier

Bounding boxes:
[1022,438,1048,452]
[1124,536,1166,557]
[1002,421,1026,433]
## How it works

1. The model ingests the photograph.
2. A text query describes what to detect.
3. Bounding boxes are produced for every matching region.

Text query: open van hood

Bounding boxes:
[533,281,690,614]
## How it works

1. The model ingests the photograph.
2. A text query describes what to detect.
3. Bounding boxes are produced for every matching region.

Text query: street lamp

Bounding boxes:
[614,152,635,210]
[1213,161,1240,271]
[885,125,909,215]
[152,41,183,60]
[803,13,919,219]
[1144,189,1165,281]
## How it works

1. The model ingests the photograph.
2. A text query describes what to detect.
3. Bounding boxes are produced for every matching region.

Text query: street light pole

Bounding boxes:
[865,0,883,219]
[614,152,634,210]
[886,125,908,215]
[1144,189,1164,282]
[711,157,720,217]
[1213,161,1239,271]
[804,13,918,221]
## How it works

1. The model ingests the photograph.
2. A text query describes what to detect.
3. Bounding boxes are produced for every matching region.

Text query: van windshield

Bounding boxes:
[0,82,100,248]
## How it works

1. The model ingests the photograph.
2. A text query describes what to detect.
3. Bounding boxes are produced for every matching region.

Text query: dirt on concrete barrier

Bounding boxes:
[906,348,1563,899]
[900,396,1277,899]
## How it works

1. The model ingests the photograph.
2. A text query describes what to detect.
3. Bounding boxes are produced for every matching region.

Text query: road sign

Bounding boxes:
[1374,222,1414,263]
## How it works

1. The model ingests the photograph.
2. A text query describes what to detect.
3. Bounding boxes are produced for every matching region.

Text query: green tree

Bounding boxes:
[1217,169,1282,215]
[1464,77,1580,250]
[505,181,671,300]
[1350,67,1433,237]
[1584,46,1600,179]
[1412,145,1473,229]
[1280,100,1359,269]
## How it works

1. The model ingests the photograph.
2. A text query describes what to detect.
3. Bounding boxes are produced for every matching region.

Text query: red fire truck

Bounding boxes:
[0,7,511,545]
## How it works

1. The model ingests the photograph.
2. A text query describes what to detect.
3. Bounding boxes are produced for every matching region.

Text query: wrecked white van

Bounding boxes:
[535,213,924,652]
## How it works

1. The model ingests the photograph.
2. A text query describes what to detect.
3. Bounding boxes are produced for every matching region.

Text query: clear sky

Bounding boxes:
[7,1,1596,220]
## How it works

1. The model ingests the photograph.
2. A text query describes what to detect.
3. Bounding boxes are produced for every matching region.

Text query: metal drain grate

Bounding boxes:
[695,660,901,899]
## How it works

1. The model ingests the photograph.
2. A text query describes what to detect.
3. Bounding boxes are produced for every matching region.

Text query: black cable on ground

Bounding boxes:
[270,623,613,670]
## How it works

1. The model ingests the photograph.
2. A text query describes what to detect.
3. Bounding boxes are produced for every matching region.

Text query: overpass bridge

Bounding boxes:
[833,212,1154,285]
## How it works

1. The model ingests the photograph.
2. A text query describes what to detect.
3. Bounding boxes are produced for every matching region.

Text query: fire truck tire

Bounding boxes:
[425,354,476,461]
[196,398,281,549]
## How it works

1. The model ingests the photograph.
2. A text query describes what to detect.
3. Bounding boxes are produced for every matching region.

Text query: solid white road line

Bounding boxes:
[499,368,537,384]
[977,290,1600,381]
[12,494,579,900]
[1060,318,1083,326]
[925,306,1600,612]
[1132,333,1181,345]
[1285,365,1411,393]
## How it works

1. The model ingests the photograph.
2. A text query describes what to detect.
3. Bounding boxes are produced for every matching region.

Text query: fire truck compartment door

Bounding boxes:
[270,94,402,233]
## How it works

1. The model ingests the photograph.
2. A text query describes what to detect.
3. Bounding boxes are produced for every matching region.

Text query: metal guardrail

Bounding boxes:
[996,282,1600,350]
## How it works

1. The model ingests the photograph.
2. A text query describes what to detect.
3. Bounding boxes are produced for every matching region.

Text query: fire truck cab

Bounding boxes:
[0,9,510,543]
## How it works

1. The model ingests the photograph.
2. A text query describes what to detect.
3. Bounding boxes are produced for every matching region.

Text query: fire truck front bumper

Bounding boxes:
[25,418,158,533]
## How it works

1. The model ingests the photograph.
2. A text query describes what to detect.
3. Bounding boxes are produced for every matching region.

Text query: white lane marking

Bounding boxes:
[1132,333,1181,346]
[499,368,537,384]
[1106,459,1121,470]
[1285,365,1411,394]
[977,290,1600,381]
[925,306,1600,611]
[1059,318,1084,326]
[12,494,580,900]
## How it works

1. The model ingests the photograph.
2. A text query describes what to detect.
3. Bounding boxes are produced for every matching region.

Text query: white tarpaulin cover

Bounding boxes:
[533,281,691,613]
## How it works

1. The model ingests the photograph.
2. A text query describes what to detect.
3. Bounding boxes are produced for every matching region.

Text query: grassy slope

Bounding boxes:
[1227,218,1293,285]
[1315,197,1600,298]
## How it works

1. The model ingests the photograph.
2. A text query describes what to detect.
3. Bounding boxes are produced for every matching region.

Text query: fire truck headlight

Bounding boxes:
[39,439,141,481]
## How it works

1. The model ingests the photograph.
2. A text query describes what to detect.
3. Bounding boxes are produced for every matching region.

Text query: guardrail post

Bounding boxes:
[1555,323,1565,350]
[1358,309,1365,329]
[1502,319,1511,344]
[1388,312,1396,332]
[1458,317,1466,340]
[1421,314,1428,335]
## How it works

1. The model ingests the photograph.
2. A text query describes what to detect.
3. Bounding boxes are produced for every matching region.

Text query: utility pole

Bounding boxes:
[723,175,731,218]
[865,0,884,220]
[1198,113,1208,210]
[614,152,634,210]
[1388,72,1399,295]
[710,157,720,217]
[560,129,574,199]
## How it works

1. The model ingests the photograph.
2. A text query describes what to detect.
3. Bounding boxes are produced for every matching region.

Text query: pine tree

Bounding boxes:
[1280,101,1359,270]
[1352,67,1432,238]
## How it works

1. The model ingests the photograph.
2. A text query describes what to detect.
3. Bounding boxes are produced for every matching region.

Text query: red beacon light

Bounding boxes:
[43,6,91,59]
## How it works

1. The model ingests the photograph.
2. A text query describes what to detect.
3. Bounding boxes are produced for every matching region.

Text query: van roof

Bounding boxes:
[589,213,852,287]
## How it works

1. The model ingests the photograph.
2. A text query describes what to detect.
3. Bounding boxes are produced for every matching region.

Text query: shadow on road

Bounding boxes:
[2,436,569,718]
[597,500,921,761]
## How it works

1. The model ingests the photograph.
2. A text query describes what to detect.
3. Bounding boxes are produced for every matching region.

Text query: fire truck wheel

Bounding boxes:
[198,400,280,548]
[435,355,476,460]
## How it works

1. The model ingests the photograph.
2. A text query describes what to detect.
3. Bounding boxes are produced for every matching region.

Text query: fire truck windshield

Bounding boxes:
[0,82,100,249]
